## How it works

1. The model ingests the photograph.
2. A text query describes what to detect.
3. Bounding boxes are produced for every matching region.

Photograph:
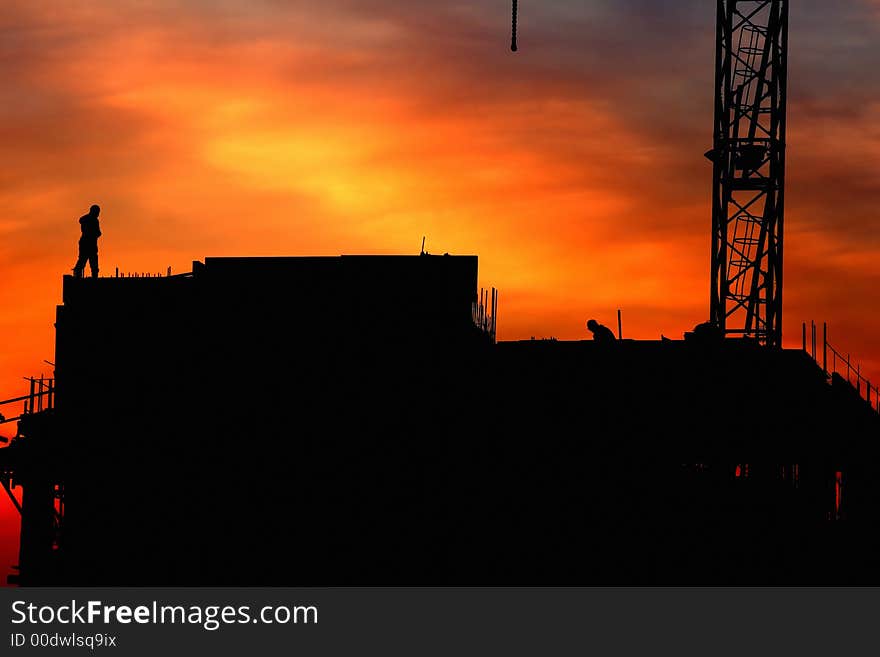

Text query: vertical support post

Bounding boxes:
[494,288,498,340]
[493,289,499,341]
[823,322,827,374]
[802,322,806,352]
[617,309,623,340]
[490,288,495,339]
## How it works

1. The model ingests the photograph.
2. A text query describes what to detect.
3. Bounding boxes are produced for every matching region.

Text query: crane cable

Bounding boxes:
[511,0,518,51]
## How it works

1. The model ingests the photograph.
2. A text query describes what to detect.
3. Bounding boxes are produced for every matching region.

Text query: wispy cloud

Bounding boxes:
[0,0,878,397]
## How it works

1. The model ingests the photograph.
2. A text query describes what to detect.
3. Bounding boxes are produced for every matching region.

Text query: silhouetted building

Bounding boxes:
[3,255,880,585]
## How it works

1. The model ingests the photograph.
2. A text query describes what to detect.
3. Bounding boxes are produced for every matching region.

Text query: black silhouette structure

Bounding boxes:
[2,254,879,586]
[707,1,787,346]
[587,319,616,343]
[73,205,101,279]
[1,0,876,589]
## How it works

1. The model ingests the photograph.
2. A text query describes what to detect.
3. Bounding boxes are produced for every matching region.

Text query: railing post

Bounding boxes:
[493,288,498,341]
[812,321,817,360]
[490,288,496,340]
[494,289,499,341]
[823,322,827,374]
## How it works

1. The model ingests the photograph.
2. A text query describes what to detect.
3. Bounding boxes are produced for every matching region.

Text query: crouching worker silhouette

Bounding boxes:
[587,319,617,343]
[73,204,102,279]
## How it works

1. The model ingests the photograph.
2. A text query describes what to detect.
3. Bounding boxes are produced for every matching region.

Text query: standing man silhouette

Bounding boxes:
[73,204,102,279]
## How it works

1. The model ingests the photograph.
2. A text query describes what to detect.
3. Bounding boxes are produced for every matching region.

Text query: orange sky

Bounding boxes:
[1,0,879,580]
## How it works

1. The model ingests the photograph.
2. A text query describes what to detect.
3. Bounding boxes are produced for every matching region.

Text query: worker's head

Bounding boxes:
[89,204,100,216]
[587,319,598,332]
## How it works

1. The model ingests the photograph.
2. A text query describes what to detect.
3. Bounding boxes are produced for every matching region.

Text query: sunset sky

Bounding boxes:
[1,0,879,578]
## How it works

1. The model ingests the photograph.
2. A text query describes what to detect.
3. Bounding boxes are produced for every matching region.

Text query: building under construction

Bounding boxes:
[3,0,880,584]
[1,253,879,585]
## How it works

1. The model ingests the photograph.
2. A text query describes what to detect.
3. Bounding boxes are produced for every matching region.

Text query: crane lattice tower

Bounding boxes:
[708,0,788,347]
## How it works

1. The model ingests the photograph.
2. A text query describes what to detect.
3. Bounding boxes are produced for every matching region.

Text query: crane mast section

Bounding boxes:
[710,0,788,347]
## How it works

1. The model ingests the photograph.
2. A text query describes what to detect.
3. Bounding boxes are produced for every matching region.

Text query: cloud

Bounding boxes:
[1,0,880,581]
[0,0,877,386]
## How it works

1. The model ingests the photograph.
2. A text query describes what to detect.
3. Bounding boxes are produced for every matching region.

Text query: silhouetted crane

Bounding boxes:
[707,1,787,347]
[509,1,789,347]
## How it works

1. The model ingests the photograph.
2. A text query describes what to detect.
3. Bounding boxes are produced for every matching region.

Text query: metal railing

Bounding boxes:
[70,266,181,279]
[803,321,879,414]
[0,376,55,427]
[112,266,175,278]
[472,286,498,342]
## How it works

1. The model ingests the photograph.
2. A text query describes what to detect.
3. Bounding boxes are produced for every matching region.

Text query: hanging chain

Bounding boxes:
[511,0,518,51]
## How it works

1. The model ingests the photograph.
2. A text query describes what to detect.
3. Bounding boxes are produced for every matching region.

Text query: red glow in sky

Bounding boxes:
[1,0,879,582]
